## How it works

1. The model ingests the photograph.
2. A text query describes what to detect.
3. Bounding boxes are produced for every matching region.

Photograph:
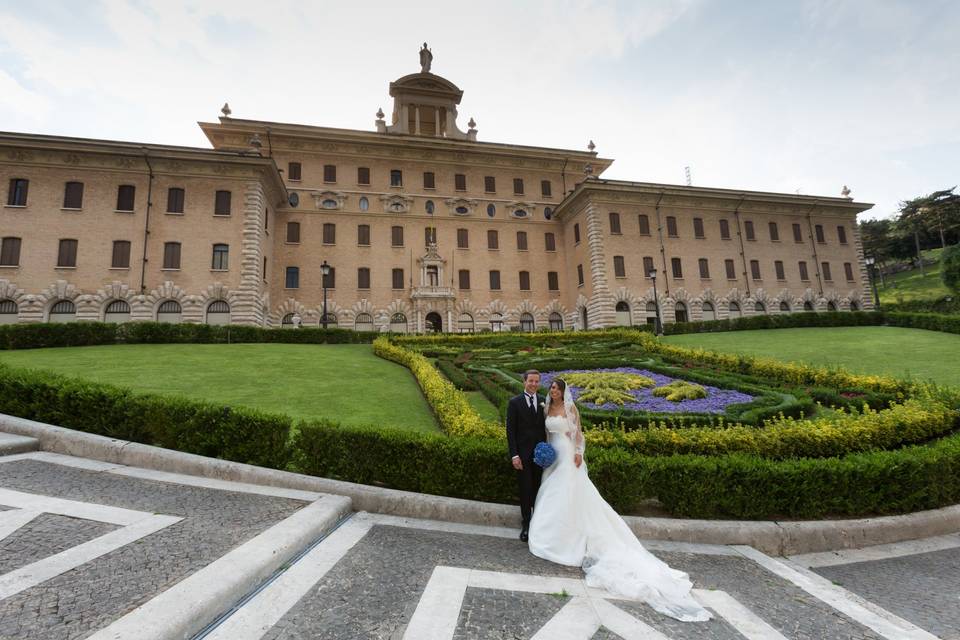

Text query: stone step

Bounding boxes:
[0,431,40,455]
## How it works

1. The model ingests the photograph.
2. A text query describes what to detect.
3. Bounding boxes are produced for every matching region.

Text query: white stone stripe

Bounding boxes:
[591,598,671,640]
[0,509,41,542]
[468,569,591,597]
[0,451,124,472]
[0,514,182,600]
[790,532,960,568]
[204,517,374,640]
[107,467,322,502]
[734,545,940,640]
[402,566,470,640]
[530,597,602,639]
[693,589,787,639]
[0,488,157,526]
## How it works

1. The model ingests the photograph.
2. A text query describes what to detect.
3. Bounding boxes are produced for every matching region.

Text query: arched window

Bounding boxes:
[0,299,18,324]
[850,300,860,311]
[206,300,231,325]
[486,204,496,217]
[282,313,297,328]
[615,301,631,326]
[702,301,716,321]
[674,301,688,323]
[827,301,838,311]
[354,312,374,332]
[390,313,408,333]
[549,312,563,331]
[425,200,435,214]
[489,312,504,332]
[754,301,766,314]
[458,312,475,333]
[104,300,130,323]
[780,301,791,313]
[321,312,338,327]
[804,301,815,312]
[519,312,535,332]
[728,301,742,318]
[157,300,182,323]
[359,196,369,211]
[49,299,77,323]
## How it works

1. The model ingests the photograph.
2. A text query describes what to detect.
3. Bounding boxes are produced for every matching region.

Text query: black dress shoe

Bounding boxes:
[520,529,529,542]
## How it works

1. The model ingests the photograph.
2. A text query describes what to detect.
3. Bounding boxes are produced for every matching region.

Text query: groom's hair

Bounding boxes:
[522,369,540,381]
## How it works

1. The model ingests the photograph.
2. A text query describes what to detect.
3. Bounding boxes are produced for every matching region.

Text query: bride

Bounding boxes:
[528,378,712,622]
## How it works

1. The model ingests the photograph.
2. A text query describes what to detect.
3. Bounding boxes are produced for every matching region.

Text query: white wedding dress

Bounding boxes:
[528,407,712,622]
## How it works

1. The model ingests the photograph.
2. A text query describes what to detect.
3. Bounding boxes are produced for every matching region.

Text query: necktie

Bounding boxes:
[527,394,536,413]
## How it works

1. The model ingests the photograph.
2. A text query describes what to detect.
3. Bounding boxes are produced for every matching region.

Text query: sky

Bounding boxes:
[0,0,957,221]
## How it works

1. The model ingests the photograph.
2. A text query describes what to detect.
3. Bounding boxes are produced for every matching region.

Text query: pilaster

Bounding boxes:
[584,200,616,328]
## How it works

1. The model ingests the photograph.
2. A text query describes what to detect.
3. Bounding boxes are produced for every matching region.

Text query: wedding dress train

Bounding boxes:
[528,412,712,622]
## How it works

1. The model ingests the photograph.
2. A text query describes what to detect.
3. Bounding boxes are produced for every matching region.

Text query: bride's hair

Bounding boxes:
[551,378,567,395]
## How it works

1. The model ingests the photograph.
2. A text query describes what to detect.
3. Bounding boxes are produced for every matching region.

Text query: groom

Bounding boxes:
[506,369,547,542]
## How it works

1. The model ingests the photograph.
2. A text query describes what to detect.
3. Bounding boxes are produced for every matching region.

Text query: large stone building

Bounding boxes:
[0,46,873,331]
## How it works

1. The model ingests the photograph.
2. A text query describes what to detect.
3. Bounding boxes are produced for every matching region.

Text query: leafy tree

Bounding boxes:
[943,244,960,296]
[898,187,960,250]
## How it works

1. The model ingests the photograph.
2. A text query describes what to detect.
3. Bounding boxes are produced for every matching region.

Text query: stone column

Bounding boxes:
[584,201,616,328]
[852,223,873,311]
[234,181,267,326]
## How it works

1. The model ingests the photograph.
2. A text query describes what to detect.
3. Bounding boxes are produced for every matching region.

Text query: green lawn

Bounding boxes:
[0,344,438,431]
[465,391,501,423]
[664,326,960,386]
[879,247,951,303]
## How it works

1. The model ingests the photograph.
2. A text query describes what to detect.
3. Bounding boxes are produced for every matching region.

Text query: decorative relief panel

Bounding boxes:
[312,190,348,210]
[380,193,414,214]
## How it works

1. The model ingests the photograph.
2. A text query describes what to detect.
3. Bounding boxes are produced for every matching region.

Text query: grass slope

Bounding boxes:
[0,343,438,431]
[879,247,951,303]
[664,326,960,386]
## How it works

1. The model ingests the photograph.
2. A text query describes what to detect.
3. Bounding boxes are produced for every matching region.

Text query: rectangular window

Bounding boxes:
[573,223,581,243]
[322,223,336,245]
[513,178,524,195]
[750,259,761,280]
[548,271,559,291]
[838,225,848,244]
[613,255,626,278]
[487,229,499,249]
[286,221,300,243]
[357,167,370,185]
[214,190,231,216]
[698,258,710,279]
[671,257,682,279]
[57,239,78,267]
[457,228,469,248]
[167,187,185,213]
[163,242,180,270]
[391,226,404,247]
[323,164,336,183]
[577,264,584,286]
[822,261,832,281]
[769,221,780,241]
[666,216,678,237]
[516,231,528,250]
[358,224,370,246]
[775,260,785,280]
[609,212,621,234]
[424,172,436,189]
[693,217,705,238]
[358,267,370,289]
[844,262,855,281]
[793,223,803,243]
[63,181,84,209]
[322,267,335,289]
[390,169,403,187]
[425,226,436,247]
[638,214,650,235]
[484,176,496,193]
[720,219,731,239]
[265,208,269,230]
[541,180,552,197]
[458,269,470,290]
[643,256,655,277]
[454,173,466,191]
[799,261,809,281]
[544,232,556,251]
[519,271,530,290]
[7,178,28,206]
[392,268,404,289]
[288,162,302,181]
[744,220,755,241]
[285,266,299,289]
[815,224,826,243]
[0,237,22,266]
[263,256,267,281]
[116,185,136,212]
[212,244,229,270]
[725,259,736,280]
[489,270,501,290]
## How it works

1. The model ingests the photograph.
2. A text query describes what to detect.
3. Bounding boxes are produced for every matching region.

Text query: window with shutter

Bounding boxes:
[358,224,370,246]
[519,271,530,290]
[323,165,337,183]
[489,270,501,290]
[163,242,181,269]
[116,185,136,212]
[424,172,436,189]
[614,255,625,278]
[63,182,84,209]
[454,174,466,191]
[638,214,650,235]
[484,176,496,192]
[513,178,524,194]
[357,167,370,184]
[609,212,621,234]
[57,239,78,267]
[214,190,231,216]
[516,231,528,250]
[288,162,302,181]
[725,259,736,279]
[286,222,300,243]
[487,229,499,249]
[541,180,552,197]
[7,179,28,206]
[544,232,555,251]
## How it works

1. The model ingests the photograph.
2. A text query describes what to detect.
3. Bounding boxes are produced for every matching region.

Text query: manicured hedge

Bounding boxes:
[661,311,885,335]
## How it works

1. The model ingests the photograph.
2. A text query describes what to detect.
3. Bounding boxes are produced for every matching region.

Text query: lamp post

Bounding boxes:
[649,268,663,336]
[864,256,880,311]
[321,260,331,329]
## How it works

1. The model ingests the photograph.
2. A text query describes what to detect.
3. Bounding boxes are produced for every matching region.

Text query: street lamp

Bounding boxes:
[864,256,880,311]
[648,268,663,336]
[321,260,331,329]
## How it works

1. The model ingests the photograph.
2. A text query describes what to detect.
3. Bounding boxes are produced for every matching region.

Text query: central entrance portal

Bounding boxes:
[425,312,442,333]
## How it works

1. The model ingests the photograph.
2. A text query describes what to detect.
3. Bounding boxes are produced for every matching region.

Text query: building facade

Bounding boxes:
[0,50,873,331]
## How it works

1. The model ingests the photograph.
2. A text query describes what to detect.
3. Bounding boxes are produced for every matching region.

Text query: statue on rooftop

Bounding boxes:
[419,42,433,73]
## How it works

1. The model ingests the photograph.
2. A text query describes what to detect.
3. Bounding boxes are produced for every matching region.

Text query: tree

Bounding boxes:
[898,187,960,251]
[943,244,960,296]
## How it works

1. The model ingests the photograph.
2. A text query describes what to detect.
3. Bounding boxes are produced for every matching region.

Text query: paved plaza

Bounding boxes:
[0,451,956,639]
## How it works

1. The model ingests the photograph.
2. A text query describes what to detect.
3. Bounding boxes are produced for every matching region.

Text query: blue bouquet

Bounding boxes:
[533,442,557,468]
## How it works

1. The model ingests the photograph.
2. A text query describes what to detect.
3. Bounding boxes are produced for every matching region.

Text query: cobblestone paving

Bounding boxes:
[0,514,117,575]
[814,547,960,640]
[453,589,569,639]
[0,460,307,640]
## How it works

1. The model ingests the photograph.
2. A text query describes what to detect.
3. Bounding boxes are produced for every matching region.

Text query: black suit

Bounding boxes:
[506,392,547,528]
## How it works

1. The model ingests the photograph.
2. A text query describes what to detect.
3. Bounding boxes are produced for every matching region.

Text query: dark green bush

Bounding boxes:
[435,358,477,390]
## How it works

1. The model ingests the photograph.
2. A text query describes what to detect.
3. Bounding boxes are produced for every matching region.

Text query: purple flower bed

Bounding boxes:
[540,367,754,414]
